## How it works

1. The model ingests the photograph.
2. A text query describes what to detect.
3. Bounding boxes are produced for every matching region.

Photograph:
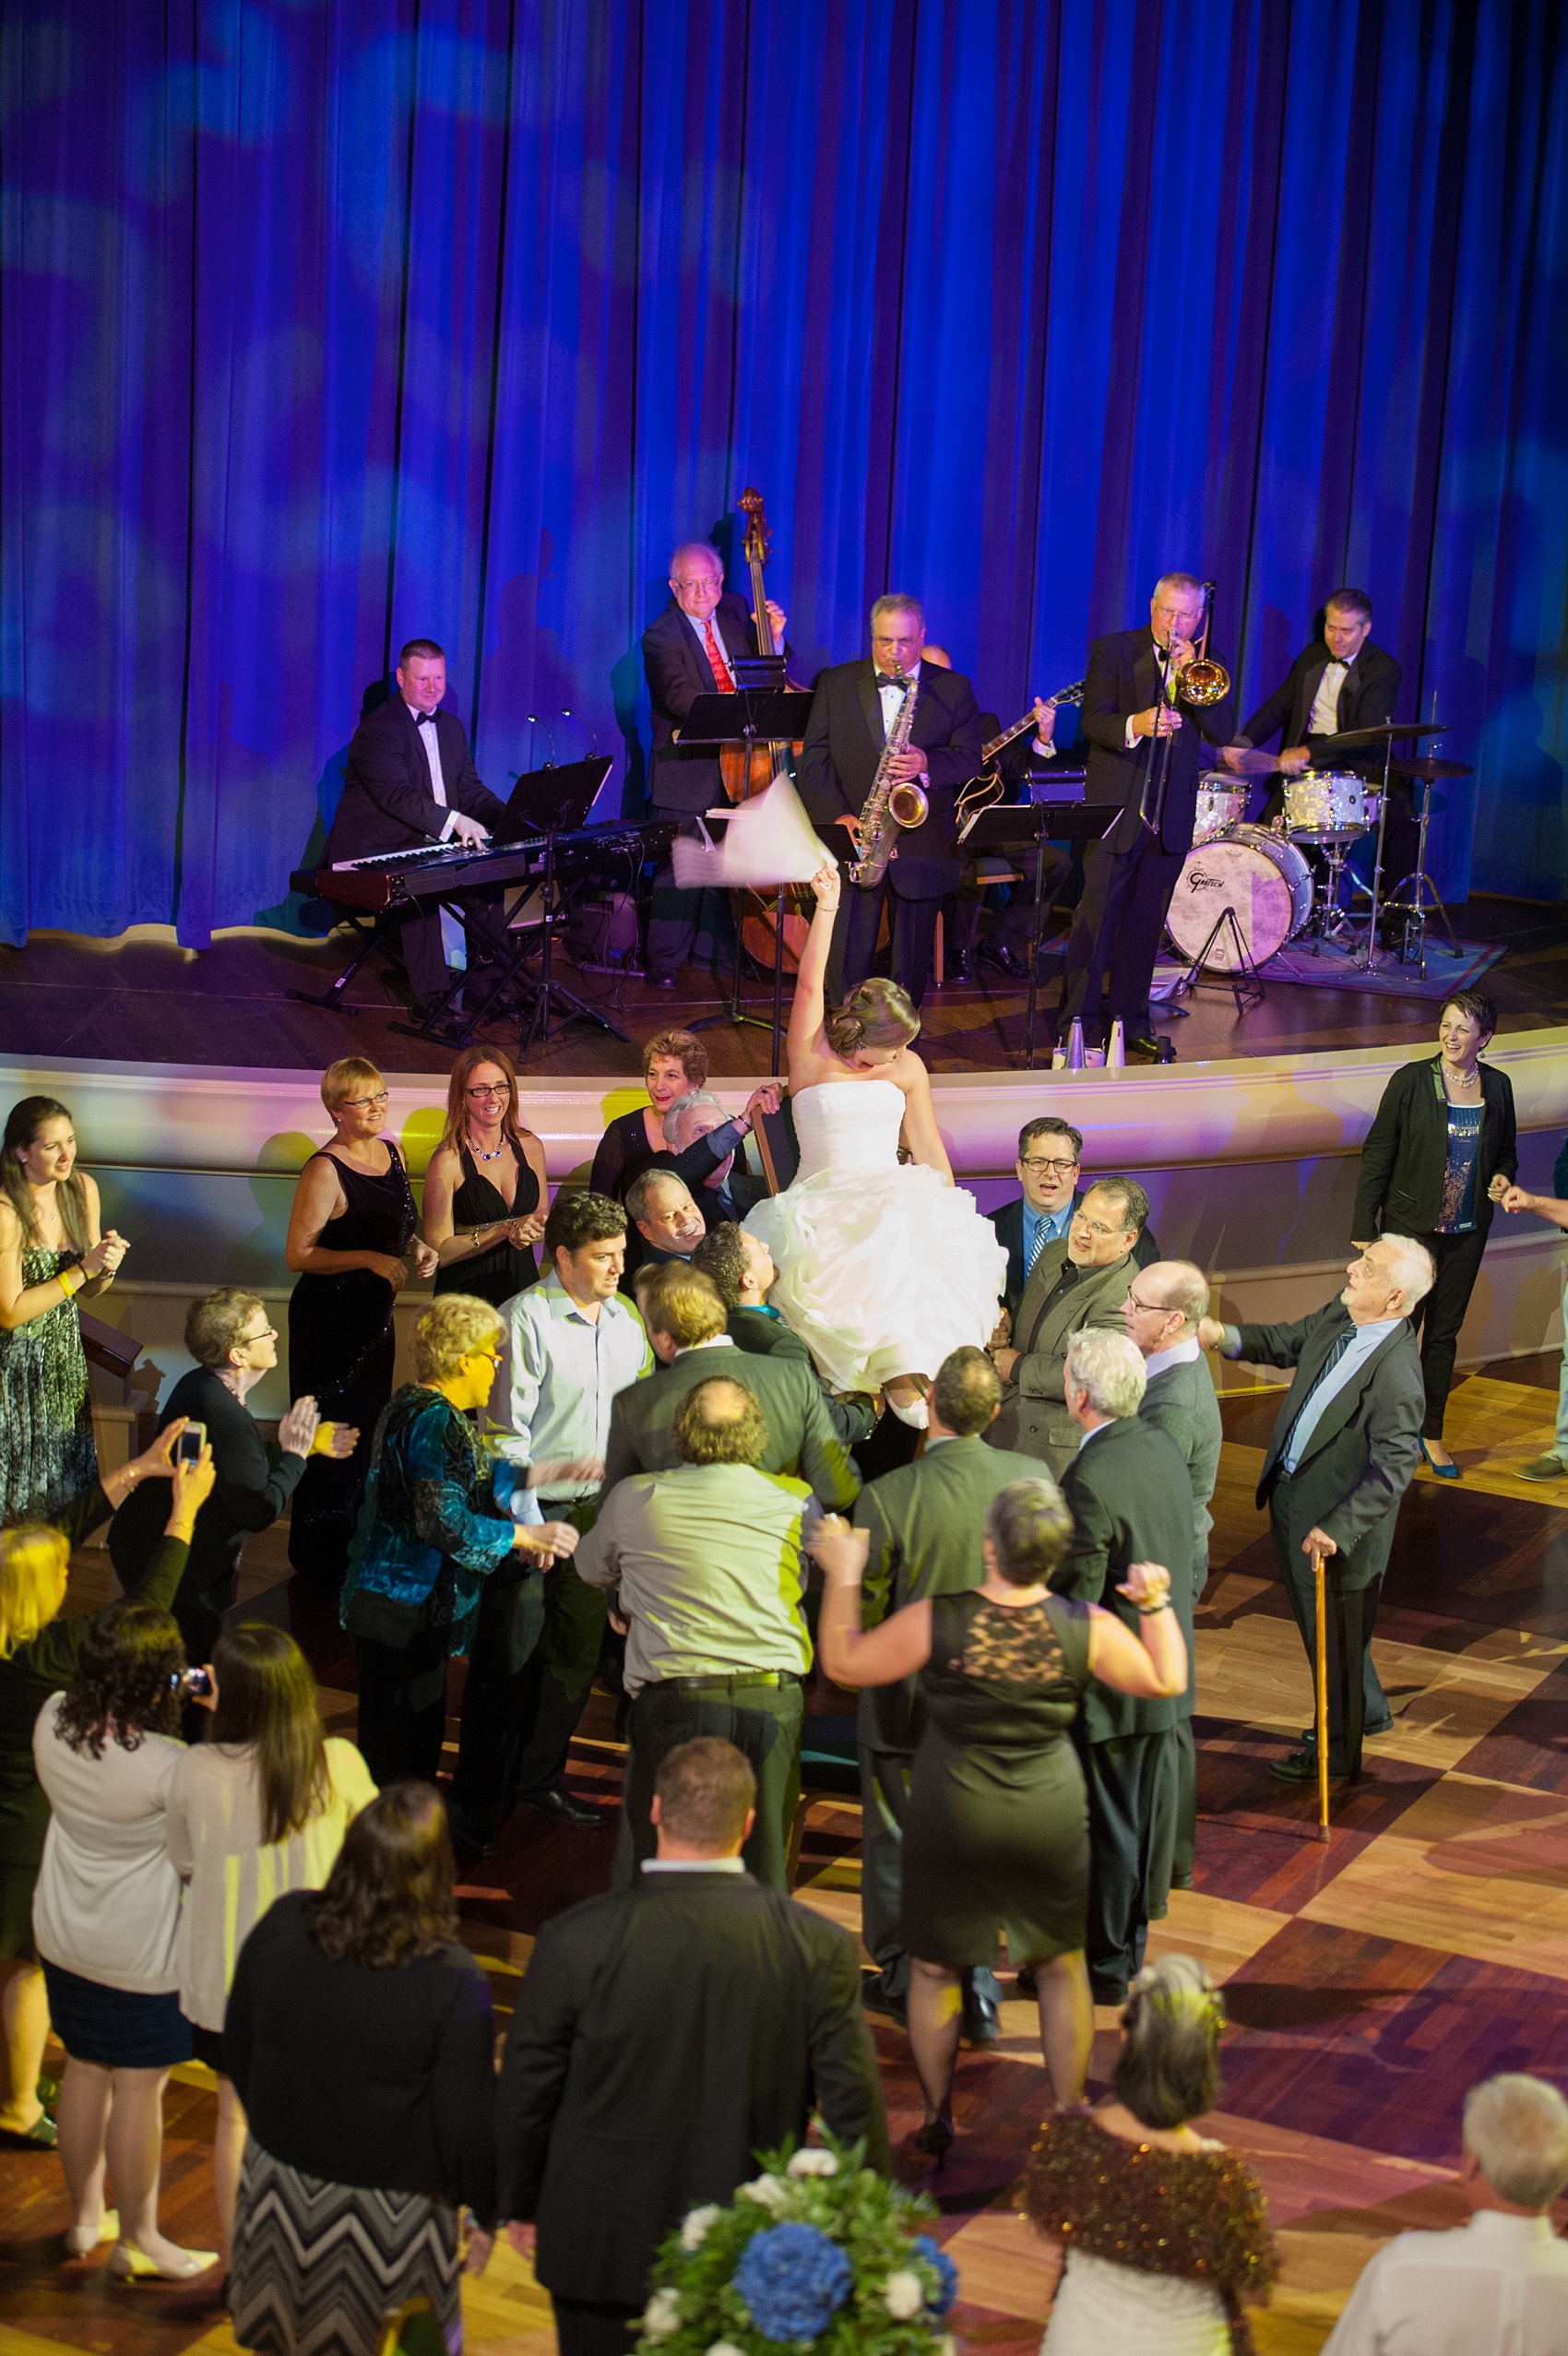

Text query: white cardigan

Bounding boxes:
[32,1694,185,1994]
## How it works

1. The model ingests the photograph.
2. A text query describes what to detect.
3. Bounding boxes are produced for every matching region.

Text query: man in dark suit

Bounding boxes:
[1120,1260,1222,1902]
[797,593,985,1005]
[690,1222,878,1455]
[1225,583,1404,811]
[323,637,511,1012]
[641,542,787,985]
[1059,574,1236,1061]
[497,1737,888,2356]
[602,1263,859,1511]
[1199,1234,1431,1783]
[1053,1329,1196,2004]
[989,1115,1161,1317]
[852,1347,1042,2037]
[663,1090,772,1224]
[989,1178,1148,1475]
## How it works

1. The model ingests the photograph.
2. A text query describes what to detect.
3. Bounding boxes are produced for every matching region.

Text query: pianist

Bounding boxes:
[324,639,512,1017]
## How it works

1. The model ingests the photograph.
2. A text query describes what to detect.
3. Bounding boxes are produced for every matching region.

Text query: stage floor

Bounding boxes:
[2,893,1565,1078]
[3,1352,1566,2355]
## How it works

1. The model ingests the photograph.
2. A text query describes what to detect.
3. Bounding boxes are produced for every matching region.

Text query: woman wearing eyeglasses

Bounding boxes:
[285,1061,438,1583]
[109,1291,358,1668]
[422,1047,550,1311]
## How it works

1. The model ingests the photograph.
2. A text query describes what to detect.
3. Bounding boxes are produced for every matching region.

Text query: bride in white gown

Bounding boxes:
[743,864,1009,1418]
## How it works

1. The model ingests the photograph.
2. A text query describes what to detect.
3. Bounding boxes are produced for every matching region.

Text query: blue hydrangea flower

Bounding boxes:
[913,2234,958,2315]
[732,2222,852,2341]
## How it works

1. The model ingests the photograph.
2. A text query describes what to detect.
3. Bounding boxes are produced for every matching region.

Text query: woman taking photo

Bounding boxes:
[814,1478,1185,2156]
[1023,1955,1277,2354]
[0,1094,130,1521]
[225,1784,496,2356]
[1351,990,1517,1476]
[422,1047,549,1310]
[0,1428,208,2154]
[588,1029,708,1201]
[167,1624,376,2267]
[285,1059,437,1578]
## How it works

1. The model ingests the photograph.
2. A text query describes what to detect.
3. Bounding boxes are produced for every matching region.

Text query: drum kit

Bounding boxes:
[1166,719,1474,998]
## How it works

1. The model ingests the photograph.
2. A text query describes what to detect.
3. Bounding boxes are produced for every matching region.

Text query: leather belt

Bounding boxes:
[642,1670,803,1694]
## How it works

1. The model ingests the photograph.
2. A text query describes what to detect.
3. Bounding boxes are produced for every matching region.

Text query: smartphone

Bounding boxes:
[180,1666,214,1699]
[175,1422,207,1466]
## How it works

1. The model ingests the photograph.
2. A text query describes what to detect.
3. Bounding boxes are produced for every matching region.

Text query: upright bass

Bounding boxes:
[718,486,812,971]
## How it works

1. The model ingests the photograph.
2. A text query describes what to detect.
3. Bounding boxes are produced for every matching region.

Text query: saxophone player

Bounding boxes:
[797,594,985,1005]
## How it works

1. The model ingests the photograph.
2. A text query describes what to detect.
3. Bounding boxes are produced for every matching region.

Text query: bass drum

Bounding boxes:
[1166,826,1313,970]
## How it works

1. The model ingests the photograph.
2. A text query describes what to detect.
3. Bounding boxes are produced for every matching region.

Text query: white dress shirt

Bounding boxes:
[1308,659,1349,739]
[1320,2207,1568,2356]
[483,1271,652,1500]
[1145,1336,1203,1379]
[408,701,467,966]
[641,1855,746,1875]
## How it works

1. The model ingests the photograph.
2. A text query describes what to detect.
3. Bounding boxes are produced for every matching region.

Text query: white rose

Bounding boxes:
[883,2270,926,2321]
[642,2287,683,2340]
[680,2205,722,2251]
[706,2344,746,2356]
[937,2338,958,2356]
[737,2173,790,2212]
[785,2148,839,2178]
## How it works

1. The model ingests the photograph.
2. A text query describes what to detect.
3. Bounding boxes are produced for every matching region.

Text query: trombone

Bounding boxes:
[1141,580,1229,834]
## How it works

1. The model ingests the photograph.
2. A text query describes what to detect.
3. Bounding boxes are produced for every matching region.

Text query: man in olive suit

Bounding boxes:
[988,1178,1147,1476]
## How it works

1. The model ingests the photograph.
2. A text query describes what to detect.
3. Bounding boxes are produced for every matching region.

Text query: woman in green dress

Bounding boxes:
[0,1097,130,1524]
[814,1477,1186,2161]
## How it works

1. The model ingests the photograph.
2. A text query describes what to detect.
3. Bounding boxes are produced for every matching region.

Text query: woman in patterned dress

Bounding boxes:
[0,1096,129,1525]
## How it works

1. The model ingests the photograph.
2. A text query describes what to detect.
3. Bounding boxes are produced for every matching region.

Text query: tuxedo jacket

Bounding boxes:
[600,1341,860,1511]
[987,1239,1136,1473]
[324,696,507,863]
[726,1306,877,1451]
[642,590,769,816]
[1351,1056,1517,1243]
[1240,639,1401,767]
[497,1869,888,2305]
[1080,627,1237,856]
[989,1191,1160,1316]
[1137,1355,1222,1593]
[1055,1416,1196,1743]
[797,659,985,898]
[1239,1301,1424,1587]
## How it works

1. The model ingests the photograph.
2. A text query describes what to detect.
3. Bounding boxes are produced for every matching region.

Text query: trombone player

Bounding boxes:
[1058,573,1236,1063]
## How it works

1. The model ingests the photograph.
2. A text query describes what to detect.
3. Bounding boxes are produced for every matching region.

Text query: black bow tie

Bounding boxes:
[875,672,909,693]
[416,708,438,726]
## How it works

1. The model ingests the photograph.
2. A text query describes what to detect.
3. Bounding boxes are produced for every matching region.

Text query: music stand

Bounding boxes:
[496,754,611,840]
[961,803,1113,1068]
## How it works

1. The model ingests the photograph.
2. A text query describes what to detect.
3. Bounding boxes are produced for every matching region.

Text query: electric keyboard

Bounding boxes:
[308,820,672,913]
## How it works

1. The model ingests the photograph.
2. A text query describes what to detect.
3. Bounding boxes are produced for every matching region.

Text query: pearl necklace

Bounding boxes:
[1443,1063,1481,1100]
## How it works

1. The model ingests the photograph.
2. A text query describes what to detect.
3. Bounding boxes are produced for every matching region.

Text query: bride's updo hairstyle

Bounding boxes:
[824,976,921,1059]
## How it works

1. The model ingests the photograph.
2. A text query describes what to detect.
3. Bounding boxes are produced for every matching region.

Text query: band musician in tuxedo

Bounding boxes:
[641,541,787,987]
[797,594,985,1005]
[324,638,510,1016]
[1058,574,1236,1062]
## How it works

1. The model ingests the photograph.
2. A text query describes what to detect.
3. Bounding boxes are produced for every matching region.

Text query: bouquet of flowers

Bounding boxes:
[635,2133,959,2355]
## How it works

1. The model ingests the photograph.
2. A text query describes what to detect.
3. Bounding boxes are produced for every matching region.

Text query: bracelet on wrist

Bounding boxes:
[1135,1600,1173,1617]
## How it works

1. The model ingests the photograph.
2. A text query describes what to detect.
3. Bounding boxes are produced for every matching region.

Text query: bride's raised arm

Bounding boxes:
[787,862,840,1079]
[897,1058,954,1184]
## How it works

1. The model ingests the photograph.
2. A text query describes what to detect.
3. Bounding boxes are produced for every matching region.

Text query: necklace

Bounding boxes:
[1443,1061,1481,1098]
[468,1127,507,1164]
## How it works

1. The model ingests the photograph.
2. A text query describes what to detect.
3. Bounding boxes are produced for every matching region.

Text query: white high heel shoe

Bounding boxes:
[63,2209,118,2256]
[109,2241,218,2282]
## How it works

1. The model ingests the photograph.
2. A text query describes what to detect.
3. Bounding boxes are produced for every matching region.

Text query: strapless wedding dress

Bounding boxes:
[1040,2248,1230,2353]
[743,1081,1010,1393]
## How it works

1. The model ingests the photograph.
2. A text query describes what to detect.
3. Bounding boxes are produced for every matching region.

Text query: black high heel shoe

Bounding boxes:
[909,2117,955,2166]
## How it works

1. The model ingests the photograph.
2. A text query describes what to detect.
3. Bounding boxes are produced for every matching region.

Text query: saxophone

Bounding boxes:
[849,671,925,888]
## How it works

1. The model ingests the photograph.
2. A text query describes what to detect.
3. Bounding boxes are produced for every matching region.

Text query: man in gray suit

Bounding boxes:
[1122,1261,1222,1901]
[989,1178,1148,1475]
[1199,1235,1431,1783]
[852,1347,1041,2039]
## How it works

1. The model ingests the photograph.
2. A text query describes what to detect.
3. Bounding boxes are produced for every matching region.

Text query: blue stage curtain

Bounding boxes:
[3,0,1563,946]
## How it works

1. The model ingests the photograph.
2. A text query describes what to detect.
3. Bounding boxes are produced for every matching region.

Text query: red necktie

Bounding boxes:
[705,622,736,693]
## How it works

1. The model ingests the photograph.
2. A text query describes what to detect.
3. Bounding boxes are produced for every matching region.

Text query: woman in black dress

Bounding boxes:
[285,1060,437,1579]
[814,1478,1185,2160]
[422,1046,549,1310]
[588,1028,709,1200]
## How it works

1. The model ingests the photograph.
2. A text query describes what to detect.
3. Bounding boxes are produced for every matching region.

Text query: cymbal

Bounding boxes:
[1326,720,1447,749]
[1388,756,1473,781]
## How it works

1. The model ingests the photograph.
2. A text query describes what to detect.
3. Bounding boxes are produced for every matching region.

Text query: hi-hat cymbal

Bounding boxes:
[1326,720,1448,749]
[1388,756,1473,781]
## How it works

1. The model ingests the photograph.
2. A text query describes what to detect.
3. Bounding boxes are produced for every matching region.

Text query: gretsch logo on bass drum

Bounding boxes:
[1184,866,1223,891]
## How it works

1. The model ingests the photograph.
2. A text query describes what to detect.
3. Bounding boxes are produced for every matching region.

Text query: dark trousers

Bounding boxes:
[398,892,510,1005]
[1079,1726,1178,2003]
[506,1519,606,1805]
[1409,1226,1489,1438]
[857,1707,1001,2013]
[617,1675,804,1891]
[646,813,736,979]
[1061,828,1184,1037]
[449,1567,547,1819]
[354,1624,452,1788]
[1149,1715,1196,1913]
[1272,1499,1384,1777]
[550,2296,643,2356]
[832,878,940,1007]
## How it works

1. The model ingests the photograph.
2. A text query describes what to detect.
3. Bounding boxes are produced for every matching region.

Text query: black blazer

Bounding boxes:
[642,590,769,815]
[1238,1302,1424,1587]
[1351,1057,1517,1243]
[797,659,985,898]
[324,696,507,862]
[989,1191,1160,1316]
[496,1869,889,2304]
[726,1307,877,1451]
[1054,1417,1196,1743]
[1079,628,1237,855]
[1240,640,1401,765]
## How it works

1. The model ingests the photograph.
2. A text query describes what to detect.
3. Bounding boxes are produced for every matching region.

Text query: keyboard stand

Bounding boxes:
[285,905,407,1014]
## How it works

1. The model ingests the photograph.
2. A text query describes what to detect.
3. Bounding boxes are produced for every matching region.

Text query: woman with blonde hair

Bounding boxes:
[284,1060,438,1580]
[0,1431,210,2157]
[422,1046,549,1309]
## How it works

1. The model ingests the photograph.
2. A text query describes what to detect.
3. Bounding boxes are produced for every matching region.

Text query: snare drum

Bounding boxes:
[1284,769,1374,841]
[1194,773,1249,844]
[1165,826,1314,970]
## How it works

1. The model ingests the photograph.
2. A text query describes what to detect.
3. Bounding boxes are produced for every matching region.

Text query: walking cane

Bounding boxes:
[1312,1546,1331,1841]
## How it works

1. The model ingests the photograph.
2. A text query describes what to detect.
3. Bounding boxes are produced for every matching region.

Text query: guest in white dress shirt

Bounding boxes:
[1322,2073,1568,2356]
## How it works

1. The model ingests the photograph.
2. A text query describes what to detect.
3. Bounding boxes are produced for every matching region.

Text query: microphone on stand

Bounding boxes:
[526,713,557,768]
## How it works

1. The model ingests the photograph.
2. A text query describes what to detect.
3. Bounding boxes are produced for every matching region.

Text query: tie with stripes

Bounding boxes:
[1281,1328,1355,1466]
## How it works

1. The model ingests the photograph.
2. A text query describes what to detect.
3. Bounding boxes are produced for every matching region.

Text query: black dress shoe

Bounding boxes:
[447,1805,498,1858]
[518,1788,607,1827]
[860,1970,908,2027]
[648,972,678,991]
[1126,1031,1177,1063]
[1269,1747,1349,1784]
[979,941,1025,979]
[948,951,976,984]
[961,1989,1001,2045]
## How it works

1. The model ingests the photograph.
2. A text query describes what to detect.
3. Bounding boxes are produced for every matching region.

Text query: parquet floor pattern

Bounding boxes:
[3,1360,1566,2356]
